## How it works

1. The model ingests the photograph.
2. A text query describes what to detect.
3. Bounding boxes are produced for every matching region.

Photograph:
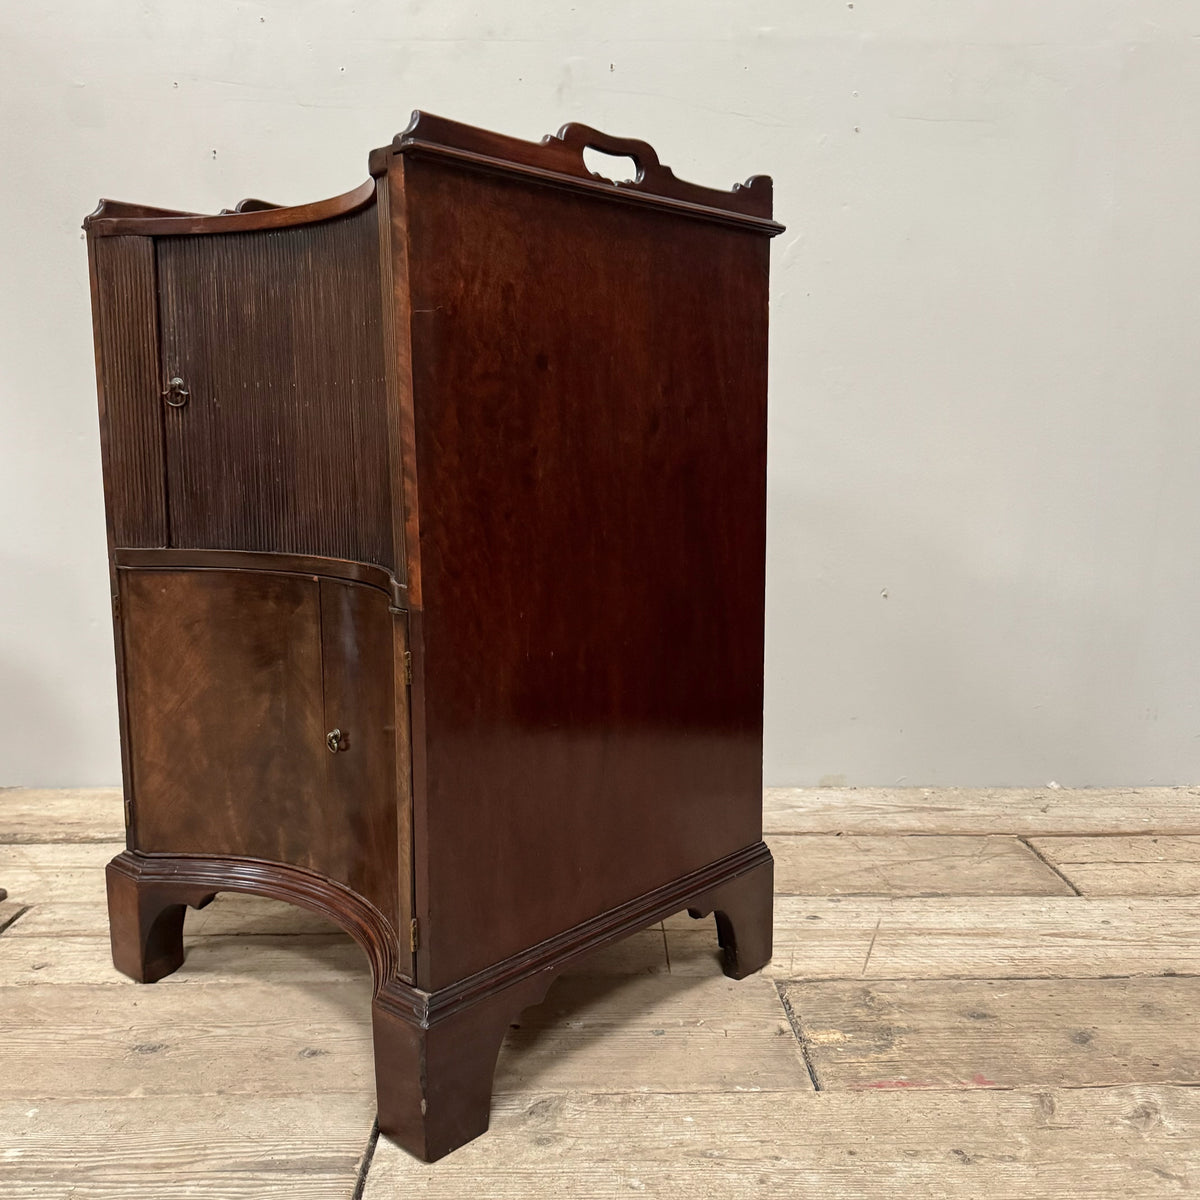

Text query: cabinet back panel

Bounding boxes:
[156,208,393,569]
[403,159,769,988]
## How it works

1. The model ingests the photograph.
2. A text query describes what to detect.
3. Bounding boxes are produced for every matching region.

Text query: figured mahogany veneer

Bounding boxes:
[85,111,783,1161]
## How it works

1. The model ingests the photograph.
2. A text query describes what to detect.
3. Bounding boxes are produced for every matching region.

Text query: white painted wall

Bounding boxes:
[3,2,1199,786]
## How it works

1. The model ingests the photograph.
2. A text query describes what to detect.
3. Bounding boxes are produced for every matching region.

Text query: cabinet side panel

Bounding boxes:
[90,236,167,546]
[156,207,393,568]
[404,160,770,988]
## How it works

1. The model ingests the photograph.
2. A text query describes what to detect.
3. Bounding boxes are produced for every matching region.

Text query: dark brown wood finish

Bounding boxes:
[84,178,376,237]
[156,208,394,568]
[113,547,405,606]
[370,112,781,231]
[318,575,405,941]
[119,567,402,934]
[89,237,166,548]
[120,565,326,863]
[85,112,781,1163]
[399,152,771,987]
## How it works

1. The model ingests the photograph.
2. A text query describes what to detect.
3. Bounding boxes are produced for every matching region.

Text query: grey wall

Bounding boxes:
[3,3,1199,786]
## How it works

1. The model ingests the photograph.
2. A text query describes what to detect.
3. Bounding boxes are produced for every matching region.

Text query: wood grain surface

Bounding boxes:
[402,150,771,988]
[0,1095,375,1199]
[155,207,393,567]
[1030,835,1200,895]
[0,788,123,843]
[666,895,1200,979]
[0,932,366,987]
[765,787,1200,836]
[782,977,1200,1090]
[363,1087,1199,1199]
[769,833,1072,896]
[3,786,1198,1196]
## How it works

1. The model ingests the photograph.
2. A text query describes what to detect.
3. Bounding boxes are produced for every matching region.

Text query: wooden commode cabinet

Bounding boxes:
[85,112,783,1160]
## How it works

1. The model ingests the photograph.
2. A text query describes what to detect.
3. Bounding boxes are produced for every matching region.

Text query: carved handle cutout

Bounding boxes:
[557,123,665,190]
[582,147,639,184]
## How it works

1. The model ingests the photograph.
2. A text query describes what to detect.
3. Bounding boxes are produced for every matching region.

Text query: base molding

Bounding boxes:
[376,839,774,1027]
[106,840,774,1161]
[370,842,774,1160]
[106,850,401,984]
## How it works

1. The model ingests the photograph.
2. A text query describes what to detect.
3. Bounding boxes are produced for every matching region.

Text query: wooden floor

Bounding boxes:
[2,786,1199,1197]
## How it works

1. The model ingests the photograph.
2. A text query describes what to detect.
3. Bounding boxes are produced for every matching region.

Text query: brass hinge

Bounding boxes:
[403,650,413,686]
[409,918,420,953]
[112,594,121,621]
[123,796,133,828]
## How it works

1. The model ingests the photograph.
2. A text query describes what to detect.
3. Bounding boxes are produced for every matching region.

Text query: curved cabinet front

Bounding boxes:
[118,564,405,941]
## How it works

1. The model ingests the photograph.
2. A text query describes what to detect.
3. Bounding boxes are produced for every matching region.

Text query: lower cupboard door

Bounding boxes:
[119,566,401,932]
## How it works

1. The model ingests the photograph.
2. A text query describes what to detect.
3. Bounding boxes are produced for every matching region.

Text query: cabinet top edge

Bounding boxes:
[83,178,377,238]
[83,112,783,239]
[371,110,784,235]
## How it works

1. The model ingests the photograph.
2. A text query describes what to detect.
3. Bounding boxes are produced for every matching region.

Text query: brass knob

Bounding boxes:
[326,728,345,753]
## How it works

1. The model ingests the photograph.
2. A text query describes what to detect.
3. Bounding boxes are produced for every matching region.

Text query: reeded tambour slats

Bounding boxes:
[156,207,393,568]
[89,237,167,547]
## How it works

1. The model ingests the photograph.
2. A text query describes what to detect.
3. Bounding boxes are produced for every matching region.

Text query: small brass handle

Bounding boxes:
[326,728,346,753]
[163,377,190,408]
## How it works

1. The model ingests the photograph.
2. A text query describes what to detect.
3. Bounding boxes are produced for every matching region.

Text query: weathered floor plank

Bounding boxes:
[0,788,123,843]
[10,890,379,938]
[667,898,876,978]
[494,974,809,1095]
[0,842,129,939]
[0,898,28,935]
[1030,836,1200,896]
[0,931,367,986]
[363,1086,1199,1198]
[782,977,1200,1090]
[0,973,798,1104]
[765,787,1200,836]
[6,786,1200,843]
[0,843,360,936]
[0,927,667,985]
[5,786,1200,1195]
[0,980,376,1099]
[0,1095,374,1200]
[0,842,119,908]
[667,896,1200,980]
[769,834,1072,896]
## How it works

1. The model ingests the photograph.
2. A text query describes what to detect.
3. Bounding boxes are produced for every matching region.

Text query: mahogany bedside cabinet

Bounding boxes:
[84,112,783,1161]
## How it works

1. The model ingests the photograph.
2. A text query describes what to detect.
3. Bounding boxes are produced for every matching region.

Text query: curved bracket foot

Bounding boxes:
[686,855,774,979]
[372,972,556,1162]
[106,855,217,983]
